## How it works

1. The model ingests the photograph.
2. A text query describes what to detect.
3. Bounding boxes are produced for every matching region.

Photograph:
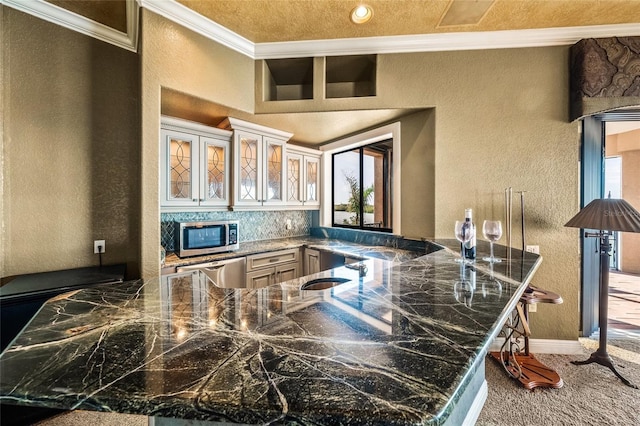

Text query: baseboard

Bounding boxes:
[463,380,487,426]
[489,338,583,355]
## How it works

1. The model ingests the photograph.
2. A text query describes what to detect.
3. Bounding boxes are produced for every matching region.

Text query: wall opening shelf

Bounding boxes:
[326,55,377,99]
[264,57,314,101]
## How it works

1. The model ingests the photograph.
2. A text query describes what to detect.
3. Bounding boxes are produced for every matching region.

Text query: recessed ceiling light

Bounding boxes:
[351,4,373,24]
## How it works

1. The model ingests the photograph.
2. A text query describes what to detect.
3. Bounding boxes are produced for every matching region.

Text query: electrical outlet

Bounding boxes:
[529,303,537,313]
[525,245,540,255]
[94,240,105,254]
[285,219,292,230]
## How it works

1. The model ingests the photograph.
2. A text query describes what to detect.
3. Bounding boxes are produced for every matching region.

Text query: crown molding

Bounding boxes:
[254,23,640,59]
[1,0,139,52]
[138,0,254,58]
[4,0,638,59]
[133,1,640,59]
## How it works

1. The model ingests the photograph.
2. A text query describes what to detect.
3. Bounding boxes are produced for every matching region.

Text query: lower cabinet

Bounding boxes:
[246,248,301,287]
[304,248,320,276]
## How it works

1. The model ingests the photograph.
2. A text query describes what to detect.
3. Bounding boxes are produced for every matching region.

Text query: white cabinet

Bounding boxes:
[286,146,321,209]
[246,248,300,287]
[160,117,232,210]
[221,117,293,210]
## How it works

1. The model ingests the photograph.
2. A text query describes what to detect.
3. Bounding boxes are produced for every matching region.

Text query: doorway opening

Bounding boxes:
[603,120,640,335]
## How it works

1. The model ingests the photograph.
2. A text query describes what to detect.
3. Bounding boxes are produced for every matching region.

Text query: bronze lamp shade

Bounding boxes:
[565,198,640,232]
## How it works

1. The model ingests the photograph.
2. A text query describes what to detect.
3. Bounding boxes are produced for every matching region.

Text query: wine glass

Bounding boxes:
[454,220,474,263]
[482,220,503,263]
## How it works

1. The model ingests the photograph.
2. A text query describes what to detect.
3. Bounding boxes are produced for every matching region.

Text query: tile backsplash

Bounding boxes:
[161,210,312,252]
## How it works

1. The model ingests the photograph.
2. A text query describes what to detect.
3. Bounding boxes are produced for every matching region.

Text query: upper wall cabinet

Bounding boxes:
[286,145,321,209]
[221,118,293,210]
[160,117,232,210]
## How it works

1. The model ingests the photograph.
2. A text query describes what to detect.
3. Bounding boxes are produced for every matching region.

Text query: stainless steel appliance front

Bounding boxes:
[175,220,239,257]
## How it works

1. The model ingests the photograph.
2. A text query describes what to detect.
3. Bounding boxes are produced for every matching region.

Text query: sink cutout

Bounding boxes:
[300,277,350,291]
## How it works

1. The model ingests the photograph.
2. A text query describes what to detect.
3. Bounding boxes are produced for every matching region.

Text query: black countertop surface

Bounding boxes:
[0,239,541,425]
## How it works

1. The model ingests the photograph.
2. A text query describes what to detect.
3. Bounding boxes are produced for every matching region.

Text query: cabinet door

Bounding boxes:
[160,271,203,339]
[246,268,274,289]
[276,262,299,283]
[304,248,320,275]
[161,129,199,207]
[264,137,286,205]
[200,138,230,206]
[303,156,320,206]
[235,131,263,206]
[286,153,304,205]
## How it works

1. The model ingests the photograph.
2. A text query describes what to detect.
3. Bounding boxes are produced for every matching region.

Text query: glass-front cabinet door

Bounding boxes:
[264,137,286,205]
[160,117,232,210]
[287,152,303,205]
[223,117,293,209]
[201,138,229,206]
[161,129,199,207]
[304,156,320,206]
[236,131,262,206]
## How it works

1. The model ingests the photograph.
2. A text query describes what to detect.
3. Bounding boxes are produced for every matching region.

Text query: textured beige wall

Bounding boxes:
[140,10,255,278]
[399,110,436,239]
[2,8,141,278]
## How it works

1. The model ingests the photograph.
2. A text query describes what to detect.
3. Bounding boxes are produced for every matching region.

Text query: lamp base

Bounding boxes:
[572,350,638,389]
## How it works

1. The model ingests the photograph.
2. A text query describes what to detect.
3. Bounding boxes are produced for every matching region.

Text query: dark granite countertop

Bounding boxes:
[0,239,541,425]
[163,235,425,270]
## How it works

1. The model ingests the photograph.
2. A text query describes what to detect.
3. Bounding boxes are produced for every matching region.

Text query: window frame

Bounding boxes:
[331,142,393,232]
[319,122,401,234]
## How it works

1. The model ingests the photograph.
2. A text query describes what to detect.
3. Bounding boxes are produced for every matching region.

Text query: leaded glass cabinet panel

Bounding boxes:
[238,132,261,204]
[161,128,198,208]
[304,156,320,206]
[201,138,230,207]
[287,153,303,205]
[161,117,232,210]
[286,146,321,209]
[264,138,286,204]
[223,117,292,209]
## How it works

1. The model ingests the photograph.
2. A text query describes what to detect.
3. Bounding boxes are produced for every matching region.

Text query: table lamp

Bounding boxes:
[565,195,640,388]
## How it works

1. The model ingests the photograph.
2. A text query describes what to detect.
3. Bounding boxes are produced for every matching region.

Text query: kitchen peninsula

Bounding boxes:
[0,236,541,425]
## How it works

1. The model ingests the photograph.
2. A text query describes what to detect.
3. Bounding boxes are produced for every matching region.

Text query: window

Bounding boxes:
[332,139,393,232]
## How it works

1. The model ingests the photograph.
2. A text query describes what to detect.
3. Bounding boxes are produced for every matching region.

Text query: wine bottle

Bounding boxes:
[463,208,476,260]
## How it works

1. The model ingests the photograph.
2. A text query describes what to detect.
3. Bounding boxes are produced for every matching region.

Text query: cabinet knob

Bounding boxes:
[192,198,197,202]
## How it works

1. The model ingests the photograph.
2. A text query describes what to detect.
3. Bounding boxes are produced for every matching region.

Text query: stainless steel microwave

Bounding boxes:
[175,220,239,258]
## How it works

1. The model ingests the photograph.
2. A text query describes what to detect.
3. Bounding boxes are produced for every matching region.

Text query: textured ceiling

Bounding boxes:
[177,0,640,43]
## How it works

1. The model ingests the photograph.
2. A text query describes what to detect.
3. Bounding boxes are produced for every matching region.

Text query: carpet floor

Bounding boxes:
[32,337,640,426]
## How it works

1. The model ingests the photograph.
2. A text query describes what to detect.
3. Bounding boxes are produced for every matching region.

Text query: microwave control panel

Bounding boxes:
[229,223,238,245]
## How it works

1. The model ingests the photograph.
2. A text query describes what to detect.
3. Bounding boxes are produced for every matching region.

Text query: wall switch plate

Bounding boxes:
[529,303,537,313]
[94,240,106,254]
[525,245,540,254]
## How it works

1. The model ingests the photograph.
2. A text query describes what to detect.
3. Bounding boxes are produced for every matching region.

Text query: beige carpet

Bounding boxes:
[478,337,640,426]
[34,337,640,426]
